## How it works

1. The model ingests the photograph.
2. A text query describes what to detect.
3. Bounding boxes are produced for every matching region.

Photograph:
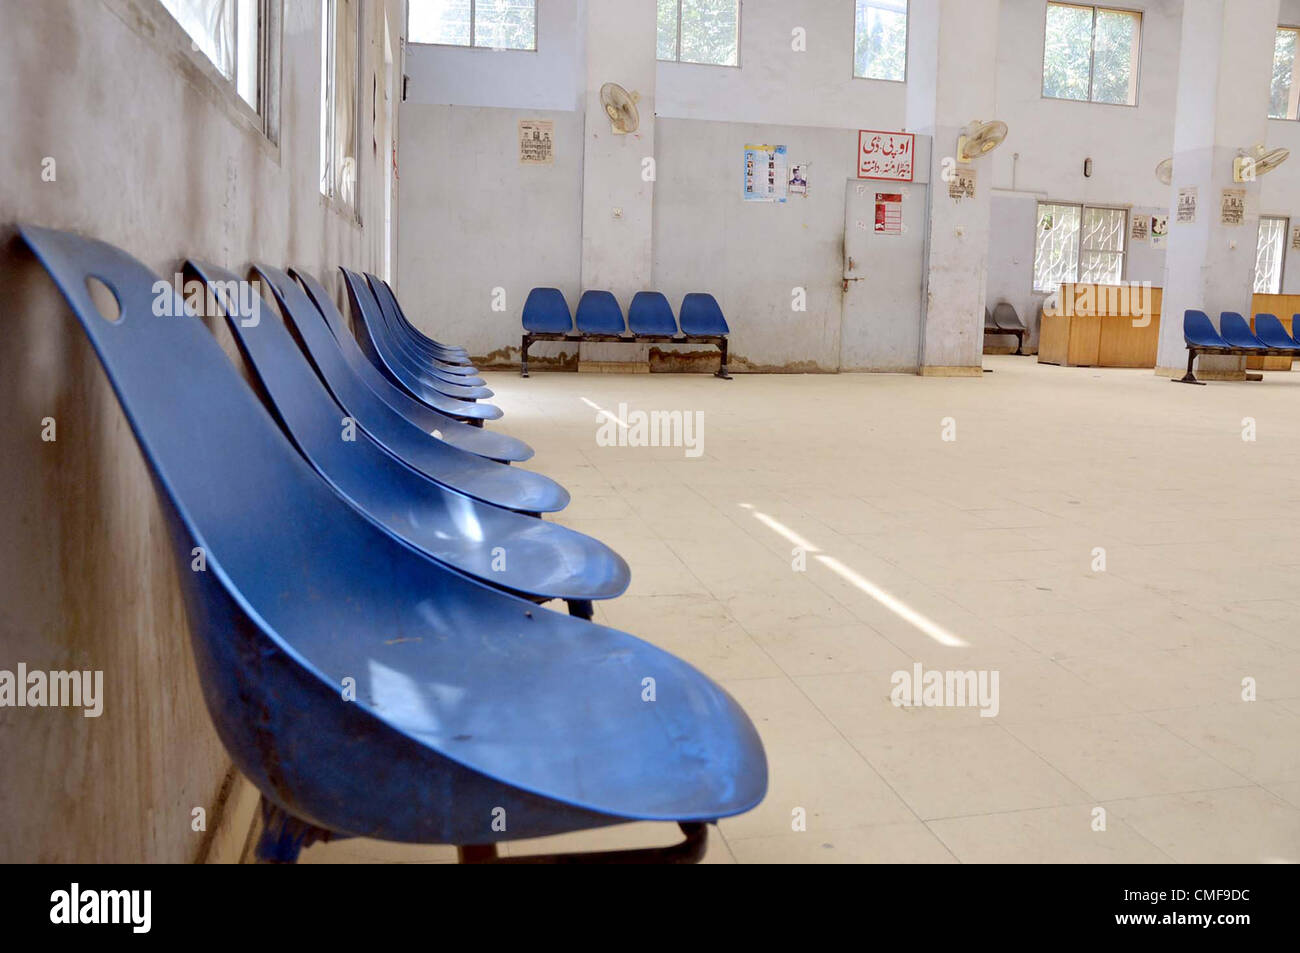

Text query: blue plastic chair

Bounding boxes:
[339,269,493,406]
[255,265,565,514]
[291,269,531,462]
[679,293,731,337]
[1219,312,1267,350]
[523,288,574,334]
[520,288,576,377]
[362,271,482,380]
[575,291,629,337]
[678,293,732,379]
[1176,309,1231,385]
[341,268,490,401]
[628,292,681,338]
[369,275,474,366]
[282,269,501,425]
[1253,314,1300,352]
[22,225,766,863]
[189,260,627,614]
[367,274,477,371]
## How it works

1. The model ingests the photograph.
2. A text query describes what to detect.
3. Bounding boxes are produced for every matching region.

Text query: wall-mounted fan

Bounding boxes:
[1234,144,1290,181]
[1155,157,1173,185]
[599,82,640,134]
[957,119,1008,162]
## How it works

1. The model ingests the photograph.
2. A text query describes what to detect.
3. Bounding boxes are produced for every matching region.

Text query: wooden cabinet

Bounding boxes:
[1038,284,1161,367]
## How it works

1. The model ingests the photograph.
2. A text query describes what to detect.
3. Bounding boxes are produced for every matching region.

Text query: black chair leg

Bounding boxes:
[715,338,733,380]
[521,334,531,378]
[566,598,594,620]
[1173,348,1206,385]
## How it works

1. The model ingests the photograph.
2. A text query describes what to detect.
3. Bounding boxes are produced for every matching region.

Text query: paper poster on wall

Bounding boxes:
[857,130,914,182]
[518,120,554,164]
[1130,216,1149,242]
[1220,188,1246,226]
[1176,187,1197,224]
[789,163,809,196]
[743,144,788,202]
[947,165,976,201]
[874,193,903,235]
[1150,214,1168,248]
[1291,226,1300,250]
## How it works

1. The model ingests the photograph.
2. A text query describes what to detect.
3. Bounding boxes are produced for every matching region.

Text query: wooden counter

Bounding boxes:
[1038,284,1162,368]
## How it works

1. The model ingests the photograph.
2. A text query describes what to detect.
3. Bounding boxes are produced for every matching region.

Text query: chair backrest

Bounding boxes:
[575,290,627,335]
[1254,313,1296,348]
[628,291,679,336]
[1220,311,1264,347]
[522,287,574,334]
[984,307,998,330]
[679,293,730,336]
[1183,309,1226,347]
[992,302,1025,331]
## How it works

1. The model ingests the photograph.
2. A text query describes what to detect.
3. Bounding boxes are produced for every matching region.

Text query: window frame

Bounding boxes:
[657,0,743,69]
[1268,26,1300,121]
[1255,215,1289,294]
[153,0,282,142]
[1033,200,1130,292]
[851,0,909,85]
[320,0,365,223]
[405,0,538,52]
[1041,2,1143,109]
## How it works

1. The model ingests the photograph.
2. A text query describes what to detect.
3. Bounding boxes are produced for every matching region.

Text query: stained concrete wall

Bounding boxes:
[0,0,399,862]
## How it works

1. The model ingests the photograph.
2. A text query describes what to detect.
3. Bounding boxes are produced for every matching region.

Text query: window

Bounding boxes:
[1033,202,1127,291]
[1042,3,1141,105]
[1269,27,1300,119]
[657,0,739,67]
[854,0,907,82]
[320,0,361,215]
[159,0,278,129]
[408,0,536,50]
[1255,216,1288,293]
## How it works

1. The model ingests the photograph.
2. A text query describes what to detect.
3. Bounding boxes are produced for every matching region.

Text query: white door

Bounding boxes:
[840,180,928,371]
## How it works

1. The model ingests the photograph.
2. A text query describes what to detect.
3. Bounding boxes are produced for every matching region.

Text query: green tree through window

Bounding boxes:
[657,0,739,67]
[854,0,907,82]
[1042,3,1140,105]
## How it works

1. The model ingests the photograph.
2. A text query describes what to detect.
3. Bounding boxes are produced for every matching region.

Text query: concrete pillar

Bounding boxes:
[905,0,1000,376]
[578,0,656,366]
[1155,0,1281,379]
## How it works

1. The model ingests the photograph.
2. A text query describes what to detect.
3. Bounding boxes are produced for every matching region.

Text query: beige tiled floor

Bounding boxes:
[301,356,1300,864]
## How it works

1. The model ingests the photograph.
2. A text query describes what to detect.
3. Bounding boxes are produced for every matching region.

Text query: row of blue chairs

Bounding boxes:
[1179,310,1300,384]
[521,289,733,379]
[20,225,765,863]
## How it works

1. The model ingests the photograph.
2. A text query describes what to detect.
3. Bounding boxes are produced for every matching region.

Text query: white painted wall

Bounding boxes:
[398,0,1300,366]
